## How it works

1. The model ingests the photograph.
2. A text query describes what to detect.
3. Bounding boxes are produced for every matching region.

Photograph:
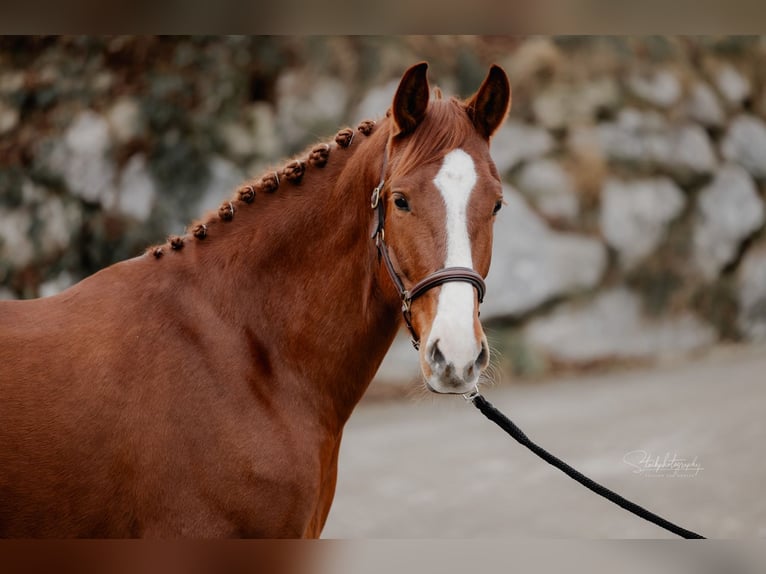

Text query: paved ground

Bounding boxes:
[322,344,766,538]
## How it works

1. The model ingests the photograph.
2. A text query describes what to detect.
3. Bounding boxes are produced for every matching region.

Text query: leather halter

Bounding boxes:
[370,146,487,350]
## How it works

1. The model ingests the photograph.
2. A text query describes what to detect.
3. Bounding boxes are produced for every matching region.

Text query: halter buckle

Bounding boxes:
[462,387,480,402]
[371,185,381,209]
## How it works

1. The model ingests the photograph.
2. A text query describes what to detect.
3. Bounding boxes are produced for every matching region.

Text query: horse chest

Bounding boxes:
[131,416,339,538]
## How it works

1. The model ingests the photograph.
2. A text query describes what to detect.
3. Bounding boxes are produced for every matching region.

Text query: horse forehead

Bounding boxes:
[433,149,478,201]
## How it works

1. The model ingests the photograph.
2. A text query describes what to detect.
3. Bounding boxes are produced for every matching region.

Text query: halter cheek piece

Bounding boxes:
[370,147,487,350]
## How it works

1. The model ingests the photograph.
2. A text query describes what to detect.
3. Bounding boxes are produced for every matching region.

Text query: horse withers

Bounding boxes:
[0,62,511,537]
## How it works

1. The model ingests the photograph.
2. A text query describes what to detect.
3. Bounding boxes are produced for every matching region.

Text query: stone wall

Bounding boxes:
[2,36,766,385]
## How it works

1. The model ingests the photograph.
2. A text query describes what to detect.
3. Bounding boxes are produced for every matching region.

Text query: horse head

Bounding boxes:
[377,62,511,395]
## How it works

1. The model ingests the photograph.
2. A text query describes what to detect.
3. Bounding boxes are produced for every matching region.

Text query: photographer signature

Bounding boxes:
[623,450,704,478]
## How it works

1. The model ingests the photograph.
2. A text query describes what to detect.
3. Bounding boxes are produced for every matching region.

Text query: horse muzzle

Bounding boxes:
[424,335,489,394]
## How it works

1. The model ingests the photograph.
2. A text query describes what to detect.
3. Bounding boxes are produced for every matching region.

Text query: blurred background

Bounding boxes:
[1,36,765,537]
[2,35,766,385]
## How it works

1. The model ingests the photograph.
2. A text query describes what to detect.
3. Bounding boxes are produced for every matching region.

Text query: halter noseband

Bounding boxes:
[370,146,487,350]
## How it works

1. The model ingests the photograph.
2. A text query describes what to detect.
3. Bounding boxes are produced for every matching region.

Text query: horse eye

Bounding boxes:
[394,196,410,211]
[493,200,502,215]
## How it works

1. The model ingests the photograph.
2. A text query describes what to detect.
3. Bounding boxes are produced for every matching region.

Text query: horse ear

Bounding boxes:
[464,64,512,140]
[392,62,430,136]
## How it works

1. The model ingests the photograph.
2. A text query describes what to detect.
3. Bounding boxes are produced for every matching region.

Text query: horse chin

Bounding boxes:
[425,377,479,396]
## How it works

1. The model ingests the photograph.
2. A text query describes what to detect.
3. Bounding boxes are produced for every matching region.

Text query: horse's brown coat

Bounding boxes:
[0,63,510,537]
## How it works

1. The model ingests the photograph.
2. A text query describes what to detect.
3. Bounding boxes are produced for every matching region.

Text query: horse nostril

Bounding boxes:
[475,341,489,370]
[463,342,489,382]
[430,340,446,369]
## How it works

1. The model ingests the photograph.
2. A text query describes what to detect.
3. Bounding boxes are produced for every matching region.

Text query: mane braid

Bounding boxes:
[192,223,207,239]
[238,185,255,203]
[218,201,235,221]
[281,160,306,184]
[147,118,382,259]
[308,144,330,167]
[169,235,184,250]
[335,127,354,148]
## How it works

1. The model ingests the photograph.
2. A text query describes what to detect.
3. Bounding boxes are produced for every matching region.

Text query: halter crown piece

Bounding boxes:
[370,145,487,350]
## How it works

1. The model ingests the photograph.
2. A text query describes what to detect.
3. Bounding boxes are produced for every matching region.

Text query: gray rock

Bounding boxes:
[515,158,579,222]
[531,86,570,132]
[507,37,562,84]
[737,244,766,341]
[616,107,668,131]
[665,125,718,176]
[721,115,766,179]
[222,102,284,161]
[248,102,282,160]
[693,164,765,279]
[627,69,682,109]
[0,100,19,135]
[715,64,751,108]
[567,124,604,161]
[91,71,114,94]
[353,79,399,124]
[596,110,717,177]
[21,179,46,204]
[490,120,554,175]
[36,194,82,258]
[195,156,245,216]
[0,71,25,94]
[2,181,82,265]
[39,271,76,298]
[115,154,156,222]
[481,185,607,320]
[600,177,686,270]
[525,287,716,363]
[532,77,619,130]
[595,111,663,166]
[276,72,348,149]
[47,110,116,207]
[685,82,725,127]
[106,97,143,144]
[0,208,34,267]
[579,76,620,118]
[219,122,255,158]
[64,109,111,156]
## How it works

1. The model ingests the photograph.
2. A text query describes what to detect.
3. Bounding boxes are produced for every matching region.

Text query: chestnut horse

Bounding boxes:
[0,62,511,537]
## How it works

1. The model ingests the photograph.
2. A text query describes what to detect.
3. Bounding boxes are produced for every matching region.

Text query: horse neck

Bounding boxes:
[180,123,402,433]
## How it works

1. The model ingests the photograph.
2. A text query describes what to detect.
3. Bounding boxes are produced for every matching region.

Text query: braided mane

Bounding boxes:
[146,118,380,259]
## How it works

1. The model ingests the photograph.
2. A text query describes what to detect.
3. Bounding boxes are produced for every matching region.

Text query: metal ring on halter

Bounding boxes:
[463,387,480,402]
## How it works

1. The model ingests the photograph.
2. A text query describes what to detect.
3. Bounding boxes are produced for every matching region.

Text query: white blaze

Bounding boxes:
[428,148,479,371]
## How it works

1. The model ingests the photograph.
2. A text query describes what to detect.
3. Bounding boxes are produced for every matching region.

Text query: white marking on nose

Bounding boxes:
[427,149,479,376]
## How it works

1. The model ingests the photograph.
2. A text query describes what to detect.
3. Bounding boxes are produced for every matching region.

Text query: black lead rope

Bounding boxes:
[467,392,705,539]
